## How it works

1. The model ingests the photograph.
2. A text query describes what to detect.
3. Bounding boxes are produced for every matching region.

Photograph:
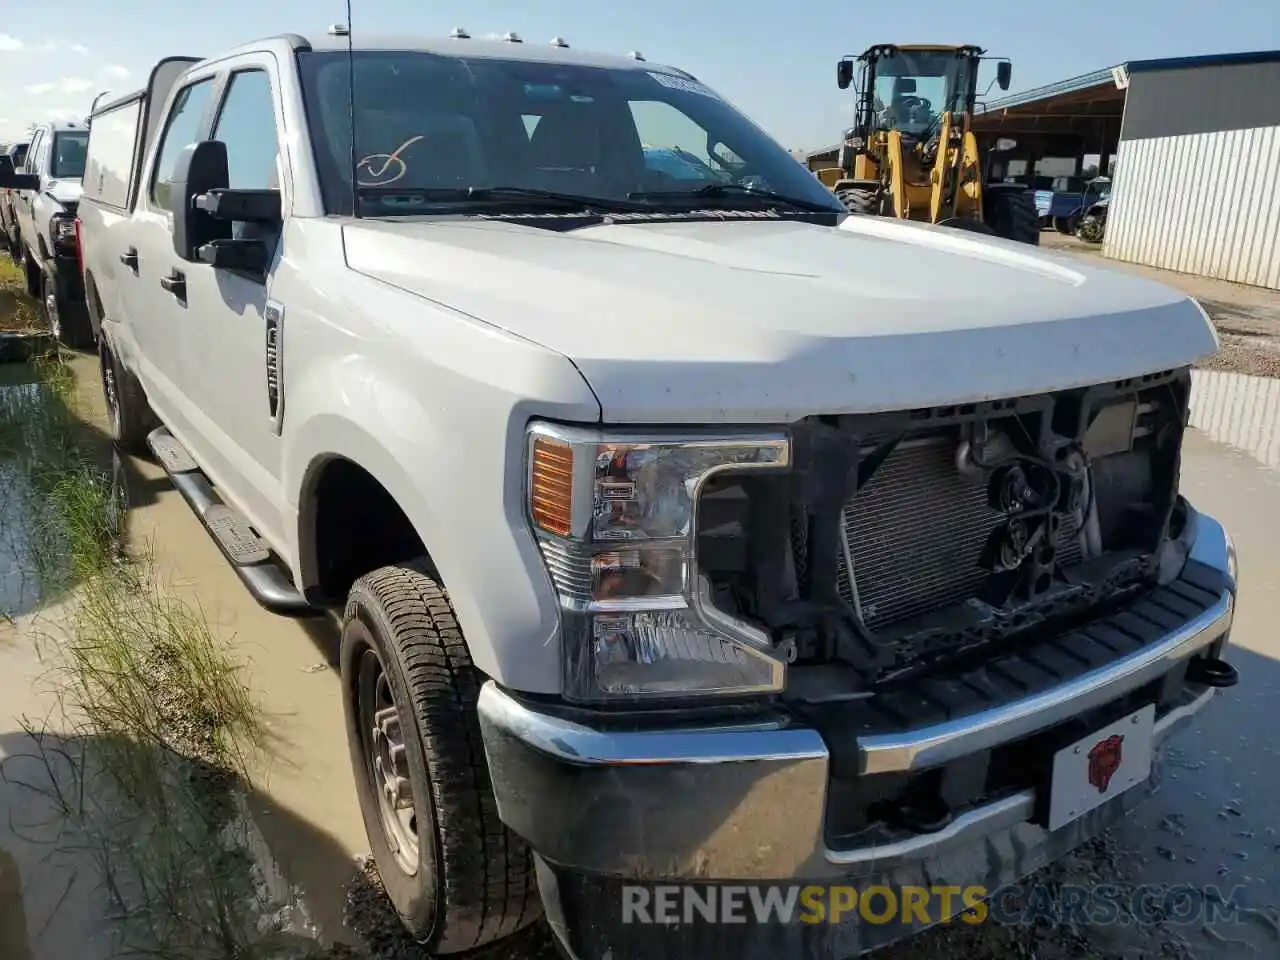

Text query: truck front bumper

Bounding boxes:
[478,511,1236,959]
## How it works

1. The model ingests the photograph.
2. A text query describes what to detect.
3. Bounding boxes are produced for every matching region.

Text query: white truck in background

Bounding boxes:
[7,120,93,346]
[1,29,1241,960]
[1,139,30,251]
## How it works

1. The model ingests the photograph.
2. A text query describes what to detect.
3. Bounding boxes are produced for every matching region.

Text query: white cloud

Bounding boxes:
[25,77,95,95]
[103,64,132,80]
[0,34,23,52]
[70,43,90,55]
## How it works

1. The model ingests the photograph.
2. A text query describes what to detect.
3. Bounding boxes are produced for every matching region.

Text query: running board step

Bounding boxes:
[145,427,315,617]
[150,430,199,473]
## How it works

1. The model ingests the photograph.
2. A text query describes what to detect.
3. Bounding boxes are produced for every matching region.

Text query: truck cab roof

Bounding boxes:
[190,30,672,76]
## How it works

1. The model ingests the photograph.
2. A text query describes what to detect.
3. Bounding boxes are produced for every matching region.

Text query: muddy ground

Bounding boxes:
[2,244,1280,960]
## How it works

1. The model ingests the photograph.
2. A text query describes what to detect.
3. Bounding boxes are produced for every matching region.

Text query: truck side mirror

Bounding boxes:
[169,139,231,261]
[0,155,39,192]
[837,59,854,90]
[997,61,1012,91]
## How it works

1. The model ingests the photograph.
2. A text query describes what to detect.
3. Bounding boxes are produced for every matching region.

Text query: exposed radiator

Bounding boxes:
[836,435,1081,629]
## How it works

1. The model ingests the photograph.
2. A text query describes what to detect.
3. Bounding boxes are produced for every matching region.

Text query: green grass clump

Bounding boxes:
[0,353,324,958]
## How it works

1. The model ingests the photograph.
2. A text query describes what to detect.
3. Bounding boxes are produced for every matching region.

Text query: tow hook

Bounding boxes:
[1185,657,1239,688]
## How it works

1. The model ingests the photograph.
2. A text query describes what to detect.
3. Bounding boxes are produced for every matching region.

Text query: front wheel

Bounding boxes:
[340,561,540,952]
[834,185,880,216]
[42,269,93,349]
[100,336,157,451]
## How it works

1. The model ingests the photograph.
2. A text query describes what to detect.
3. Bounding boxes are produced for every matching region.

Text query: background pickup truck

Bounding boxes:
[4,28,1239,960]
[8,119,93,346]
[0,139,29,252]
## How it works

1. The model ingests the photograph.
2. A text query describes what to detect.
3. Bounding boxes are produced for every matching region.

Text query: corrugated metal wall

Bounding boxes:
[1103,60,1280,290]
[1190,370,1280,470]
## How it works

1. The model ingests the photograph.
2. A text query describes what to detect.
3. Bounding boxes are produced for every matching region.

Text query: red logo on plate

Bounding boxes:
[1088,734,1125,793]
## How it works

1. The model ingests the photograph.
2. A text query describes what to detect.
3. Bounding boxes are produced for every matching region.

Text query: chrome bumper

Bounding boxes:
[478,511,1235,882]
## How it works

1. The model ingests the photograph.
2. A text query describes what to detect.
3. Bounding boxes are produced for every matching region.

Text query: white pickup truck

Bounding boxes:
[6,119,94,346]
[1,30,1240,960]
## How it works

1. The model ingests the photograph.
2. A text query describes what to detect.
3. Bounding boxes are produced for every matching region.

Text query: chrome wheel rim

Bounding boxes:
[357,646,420,874]
[101,354,122,438]
[104,450,129,554]
[45,291,60,341]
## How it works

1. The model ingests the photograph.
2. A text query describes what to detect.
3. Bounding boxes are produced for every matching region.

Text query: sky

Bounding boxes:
[2,0,1278,151]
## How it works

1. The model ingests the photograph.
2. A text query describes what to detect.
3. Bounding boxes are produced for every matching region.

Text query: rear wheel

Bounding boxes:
[1078,213,1106,244]
[23,249,40,296]
[100,336,157,451]
[341,561,540,952]
[983,188,1041,246]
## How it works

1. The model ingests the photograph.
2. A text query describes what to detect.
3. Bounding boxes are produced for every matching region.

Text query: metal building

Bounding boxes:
[1104,51,1280,290]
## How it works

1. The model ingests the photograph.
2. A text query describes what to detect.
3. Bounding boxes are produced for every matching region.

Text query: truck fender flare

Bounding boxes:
[288,413,446,599]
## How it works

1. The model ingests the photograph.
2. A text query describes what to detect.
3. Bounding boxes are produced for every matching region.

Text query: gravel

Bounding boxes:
[1194,298,1280,378]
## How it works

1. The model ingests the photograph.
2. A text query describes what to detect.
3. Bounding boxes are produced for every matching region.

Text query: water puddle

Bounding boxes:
[1190,370,1280,469]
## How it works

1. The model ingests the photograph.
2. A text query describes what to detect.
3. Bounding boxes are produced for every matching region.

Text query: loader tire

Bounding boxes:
[835,185,880,216]
[984,187,1041,246]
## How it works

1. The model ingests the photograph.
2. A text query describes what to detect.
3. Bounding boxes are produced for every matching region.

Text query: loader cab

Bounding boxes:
[838,44,1010,143]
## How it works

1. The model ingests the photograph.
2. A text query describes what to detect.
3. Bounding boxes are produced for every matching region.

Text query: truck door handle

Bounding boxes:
[160,269,186,299]
[119,247,138,272]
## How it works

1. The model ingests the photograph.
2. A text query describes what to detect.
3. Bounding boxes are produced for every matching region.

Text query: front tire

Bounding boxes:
[834,184,880,216]
[340,561,539,952]
[983,188,1041,246]
[41,268,93,349]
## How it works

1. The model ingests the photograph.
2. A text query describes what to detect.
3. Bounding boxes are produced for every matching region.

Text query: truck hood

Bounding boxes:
[343,215,1218,424]
[42,179,82,207]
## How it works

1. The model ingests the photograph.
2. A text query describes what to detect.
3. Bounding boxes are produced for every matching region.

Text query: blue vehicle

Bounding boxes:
[1035,175,1111,233]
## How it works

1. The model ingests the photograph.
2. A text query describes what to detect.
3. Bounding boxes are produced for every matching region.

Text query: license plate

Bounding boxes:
[1047,703,1155,831]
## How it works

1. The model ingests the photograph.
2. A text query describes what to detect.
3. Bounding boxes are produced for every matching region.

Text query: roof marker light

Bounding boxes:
[503,31,523,43]
[327,23,349,37]
[449,27,471,39]
[550,36,569,47]
[629,50,646,61]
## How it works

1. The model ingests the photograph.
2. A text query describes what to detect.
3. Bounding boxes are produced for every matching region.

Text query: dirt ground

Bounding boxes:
[1039,233,1280,378]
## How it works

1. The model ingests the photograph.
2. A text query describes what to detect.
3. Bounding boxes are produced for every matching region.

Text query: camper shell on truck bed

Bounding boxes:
[15,30,1242,960]
[79,56,201,341]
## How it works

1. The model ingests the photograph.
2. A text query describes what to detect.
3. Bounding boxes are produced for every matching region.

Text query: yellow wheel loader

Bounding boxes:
[815,44,1040,245]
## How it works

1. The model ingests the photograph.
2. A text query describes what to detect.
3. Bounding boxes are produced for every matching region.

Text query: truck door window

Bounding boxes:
[210,69,282,244]
[211,70,280,192]
[151,78,216,210]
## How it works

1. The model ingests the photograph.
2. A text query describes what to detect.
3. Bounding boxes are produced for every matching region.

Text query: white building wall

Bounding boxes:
[1104,125,1280,290]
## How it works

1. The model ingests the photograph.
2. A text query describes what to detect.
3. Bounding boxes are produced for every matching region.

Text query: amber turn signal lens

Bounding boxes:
[530,436,574,536]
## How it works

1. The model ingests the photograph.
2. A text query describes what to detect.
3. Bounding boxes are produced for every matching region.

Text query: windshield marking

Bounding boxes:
[647,72,719,99]
[357,135,426,186]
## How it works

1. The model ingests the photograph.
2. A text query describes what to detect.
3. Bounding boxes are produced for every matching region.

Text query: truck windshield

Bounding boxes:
[51,131,89,179]
[296,50,844,217]
[870,50,973,136]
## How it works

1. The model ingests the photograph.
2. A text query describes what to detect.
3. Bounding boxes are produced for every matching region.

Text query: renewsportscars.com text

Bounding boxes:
[621,882,1250,927]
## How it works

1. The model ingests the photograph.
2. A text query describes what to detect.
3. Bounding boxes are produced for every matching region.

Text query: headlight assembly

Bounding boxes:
[526,422,790,704]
